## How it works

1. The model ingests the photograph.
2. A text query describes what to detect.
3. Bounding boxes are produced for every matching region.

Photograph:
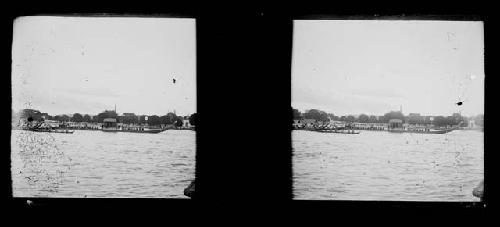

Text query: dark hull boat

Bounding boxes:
[388,129,446,134]
[307,128,360,134]
[388,126,458,134]
[102,127,165,134]
[27,128,74,134]
[317,130,360,134]
[101,117,164,134]
[118,128,164,134]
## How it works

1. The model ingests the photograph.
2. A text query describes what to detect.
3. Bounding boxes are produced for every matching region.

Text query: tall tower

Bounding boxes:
[400,105,402,113]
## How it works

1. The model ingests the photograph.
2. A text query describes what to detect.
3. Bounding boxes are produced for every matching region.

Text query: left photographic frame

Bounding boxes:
[10,16,197,198]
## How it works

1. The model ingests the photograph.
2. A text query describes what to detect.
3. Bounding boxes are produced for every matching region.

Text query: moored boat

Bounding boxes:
[387,119,459,134]
[387,128,449,134]
[120,128,165,133]
[27,128,74,134]
[316,130,360,134]
[102,118,119,132]
[102,118,165,133]
[308,128,360,134]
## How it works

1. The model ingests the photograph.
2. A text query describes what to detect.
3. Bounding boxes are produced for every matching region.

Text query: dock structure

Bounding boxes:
[102,118,118,131]
[388,119,404,130]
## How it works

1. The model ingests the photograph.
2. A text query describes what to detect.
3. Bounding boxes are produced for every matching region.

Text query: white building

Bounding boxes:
[182,119,192,128]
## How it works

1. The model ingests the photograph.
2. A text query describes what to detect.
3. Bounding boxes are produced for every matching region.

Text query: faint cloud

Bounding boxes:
[349,87,404,99]
[59,87,120,98]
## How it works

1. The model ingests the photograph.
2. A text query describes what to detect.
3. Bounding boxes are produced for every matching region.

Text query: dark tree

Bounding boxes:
[83,114,92,123]
[175,117,184,127]
[358,114,369,123]
[160,115,170,125]
[432,116,448,127]
[383,111,405,123]
[159,113,177,125]
[327,113,336,121]
[446,116,455,126]
[292,108,302,120]
[408,114,424,125]
[368,115,377,123]
[97,110,117,123]
[303,109,329,122]
[166,112,178,124]
[121,114,138,124]
[340,116,347,122]
[56,115,70,122]
[346,115,356,123]
[138,115,147,124]
[147,115,161,126]
[72,113,83,122]
[189,113,197,126]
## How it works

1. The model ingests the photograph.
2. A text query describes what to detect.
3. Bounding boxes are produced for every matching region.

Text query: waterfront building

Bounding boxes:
[388,119,403,129]
[350,122,387,130]
[182,119,192,128]
[422,116,432,125]
[468,119,476,129]
[42,120,60,128]
[103,118,118,131]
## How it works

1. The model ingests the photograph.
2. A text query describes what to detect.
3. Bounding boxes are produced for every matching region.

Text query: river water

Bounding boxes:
[293,129,483,201]
[11,129,195,198]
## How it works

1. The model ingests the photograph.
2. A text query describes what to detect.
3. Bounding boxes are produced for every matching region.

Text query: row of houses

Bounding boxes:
[16,118,193,130]
[293,116,479,130]
[64,119,194,129]
[293,119,387,129]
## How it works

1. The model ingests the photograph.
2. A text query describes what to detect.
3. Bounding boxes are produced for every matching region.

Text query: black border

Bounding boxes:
[2,7,492,214]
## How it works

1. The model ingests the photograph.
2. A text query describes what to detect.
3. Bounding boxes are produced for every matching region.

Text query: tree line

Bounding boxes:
[16,109,197,127]
[292,107,483,127]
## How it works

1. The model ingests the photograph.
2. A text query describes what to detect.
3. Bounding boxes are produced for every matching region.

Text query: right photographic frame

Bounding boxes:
[291,19,484,202]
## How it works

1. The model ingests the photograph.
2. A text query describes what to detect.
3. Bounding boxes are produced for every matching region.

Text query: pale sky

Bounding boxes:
[12,16,196,116]
[292,20,484,117]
